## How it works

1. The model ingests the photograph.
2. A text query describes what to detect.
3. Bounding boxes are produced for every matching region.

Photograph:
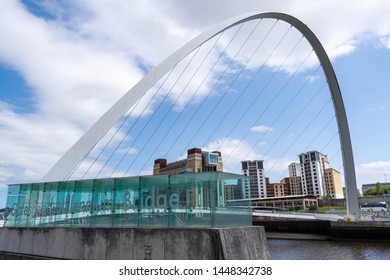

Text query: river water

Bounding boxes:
[268,239,390,260]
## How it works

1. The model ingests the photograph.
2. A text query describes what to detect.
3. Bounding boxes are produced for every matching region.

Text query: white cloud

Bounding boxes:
[362,105,386,113]
[116,147,138,156]
[203,138,294,177]
[380,36,390,48]
[250,125,274,133]
[356,161,390,185]
[357,161,390,175]
[0,107,83,182]
[0,2,144,125]
[264,157,297,177]
[306,75,320,83]
[157,43,226,110]
[160,0,390,60]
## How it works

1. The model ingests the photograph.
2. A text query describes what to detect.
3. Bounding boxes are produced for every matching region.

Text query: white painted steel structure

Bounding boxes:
[42,12,360,219]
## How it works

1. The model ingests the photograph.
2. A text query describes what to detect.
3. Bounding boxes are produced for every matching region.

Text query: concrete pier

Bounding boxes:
[0,226,269,260]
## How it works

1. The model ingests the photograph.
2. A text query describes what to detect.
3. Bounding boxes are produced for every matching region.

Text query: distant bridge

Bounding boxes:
[253,210,344,221]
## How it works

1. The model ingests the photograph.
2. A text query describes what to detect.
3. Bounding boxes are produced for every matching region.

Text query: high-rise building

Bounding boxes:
[280,177,292,196]
[268,178,291,197]
[225,181,245,201]
[265,177,272,198]
[241,160,266,198]
[288,163,302,195]
[298,150,329,197]
[325,168,344,198]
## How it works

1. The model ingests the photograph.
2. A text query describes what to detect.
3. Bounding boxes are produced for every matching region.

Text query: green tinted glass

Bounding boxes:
[4,172,251,228]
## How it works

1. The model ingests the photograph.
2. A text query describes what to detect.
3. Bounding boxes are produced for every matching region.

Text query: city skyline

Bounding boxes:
[1,1,390,207]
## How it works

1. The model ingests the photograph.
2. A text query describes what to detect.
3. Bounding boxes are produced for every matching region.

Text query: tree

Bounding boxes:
[375,182,382,194]
[363,182,390,196]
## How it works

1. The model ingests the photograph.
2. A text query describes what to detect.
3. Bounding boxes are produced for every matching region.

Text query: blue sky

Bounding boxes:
[1,0,390,208]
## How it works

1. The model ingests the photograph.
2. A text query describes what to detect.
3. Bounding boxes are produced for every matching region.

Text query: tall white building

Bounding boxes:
[241,160,266,198]
[298,151,330,197]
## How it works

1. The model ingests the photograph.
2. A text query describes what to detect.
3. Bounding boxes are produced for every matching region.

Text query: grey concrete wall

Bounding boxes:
[318,198,346,207]
[0,227,269,260]
[253,220,332,235]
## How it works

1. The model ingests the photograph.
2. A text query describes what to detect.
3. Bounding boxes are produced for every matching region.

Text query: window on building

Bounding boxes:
[209,153,219,165]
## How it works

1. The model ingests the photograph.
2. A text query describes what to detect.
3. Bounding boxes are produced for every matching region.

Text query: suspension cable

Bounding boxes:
[135,31,227,175]
[265,96,332,175]
[94,65,177,178]
[216,40,313,153]
[178,22,293,161]
[224,62,322,165]
[155,22,250,161]
[109,45,204,177]
[120,23,246,176]
[263,82,329,160]
[126,32,230,175]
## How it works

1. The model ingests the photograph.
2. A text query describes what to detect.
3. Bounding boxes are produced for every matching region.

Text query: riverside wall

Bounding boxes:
[0,226,270,260]
[330,221,390,242]
[254,219,390,242]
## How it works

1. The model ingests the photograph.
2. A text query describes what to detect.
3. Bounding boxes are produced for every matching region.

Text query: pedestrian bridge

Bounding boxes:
[39,12,359,219]
[253,210,345,221]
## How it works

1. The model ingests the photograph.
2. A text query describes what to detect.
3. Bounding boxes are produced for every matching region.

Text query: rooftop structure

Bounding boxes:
[153,148,223,175]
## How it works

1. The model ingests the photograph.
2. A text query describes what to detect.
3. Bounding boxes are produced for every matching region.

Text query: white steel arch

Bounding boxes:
[42,12,360,219]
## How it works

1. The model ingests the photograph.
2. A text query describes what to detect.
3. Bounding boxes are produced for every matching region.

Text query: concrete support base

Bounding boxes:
[0,226,269,260]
